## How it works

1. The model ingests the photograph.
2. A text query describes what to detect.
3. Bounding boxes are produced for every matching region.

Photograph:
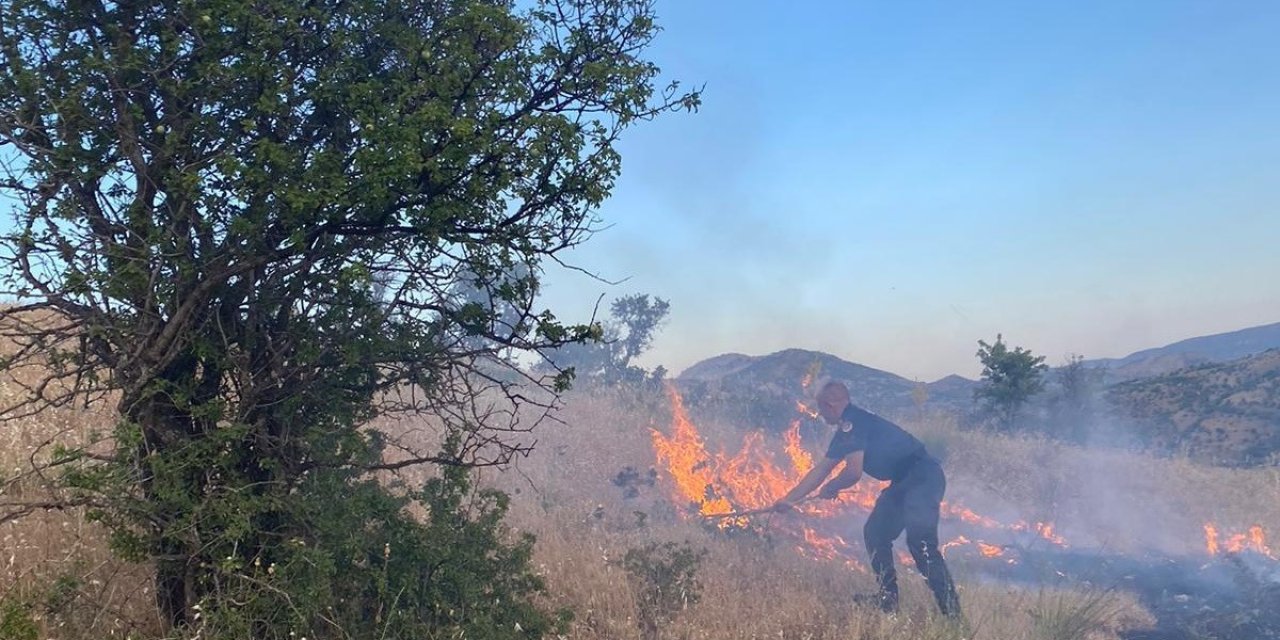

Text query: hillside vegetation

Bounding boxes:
[1107,349,1280,465]
[1088,322,1280,381]
[678,341,1280,467]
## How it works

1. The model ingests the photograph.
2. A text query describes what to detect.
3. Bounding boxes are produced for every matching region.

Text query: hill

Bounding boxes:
[1106,349,1280,465]
[1088,321,1280,381]
[675,348,977,430]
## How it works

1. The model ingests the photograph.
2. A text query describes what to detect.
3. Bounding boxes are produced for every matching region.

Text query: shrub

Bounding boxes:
[618,541,707,640]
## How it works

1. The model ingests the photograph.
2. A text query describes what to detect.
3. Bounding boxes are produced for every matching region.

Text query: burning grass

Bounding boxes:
[493,385,1277,639]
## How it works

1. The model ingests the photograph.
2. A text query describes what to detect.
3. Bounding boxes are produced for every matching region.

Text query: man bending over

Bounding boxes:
[772,380,961,617]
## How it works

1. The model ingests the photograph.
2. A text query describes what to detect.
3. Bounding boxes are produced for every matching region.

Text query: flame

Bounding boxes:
[943,503,1002,529]
[650,383,1076,569]
[801,527,843,560]
[797,527,866,571]
[1247,525,1272,557]
[720,431,797,510]
[801,362,821,391]
[1011,520,1069,547]
[654,384,1280,573]
[649,386,733,517]
[977,542,1004,558]
[940,536,971,555]
[1036,522,1066,546]
[783,419,813,475]
[1203,522,1273,559]
[795,400,819,420]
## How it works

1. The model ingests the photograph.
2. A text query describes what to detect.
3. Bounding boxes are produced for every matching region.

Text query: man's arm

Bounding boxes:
[819,450,864,498]
[772,456,840,510]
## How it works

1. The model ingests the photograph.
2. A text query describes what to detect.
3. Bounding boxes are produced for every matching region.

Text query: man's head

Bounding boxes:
[816,380,850,425]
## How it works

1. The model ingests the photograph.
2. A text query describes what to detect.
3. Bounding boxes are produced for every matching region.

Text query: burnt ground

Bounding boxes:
[778,510,1280,639]
[976,545,1280,640]
[708,513,1280,638]
[656,478,1280,639]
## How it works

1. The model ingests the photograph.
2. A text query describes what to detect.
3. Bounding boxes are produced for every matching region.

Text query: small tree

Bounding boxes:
[1050,354,1104,443]
[618,541,707,640]
[975,334,1048,431]
[550,293,670,385]
[911,380,929,419]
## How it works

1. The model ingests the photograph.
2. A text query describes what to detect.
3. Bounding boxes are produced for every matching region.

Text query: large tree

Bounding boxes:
[0,0,696,636]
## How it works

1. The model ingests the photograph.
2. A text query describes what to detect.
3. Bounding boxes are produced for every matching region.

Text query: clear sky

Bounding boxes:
[539,0,1280,381]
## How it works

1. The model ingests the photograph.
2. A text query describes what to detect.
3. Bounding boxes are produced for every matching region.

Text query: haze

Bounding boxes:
[540,0,1280,381]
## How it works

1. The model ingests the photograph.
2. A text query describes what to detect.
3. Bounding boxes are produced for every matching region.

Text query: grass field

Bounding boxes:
[6,378,1280,639]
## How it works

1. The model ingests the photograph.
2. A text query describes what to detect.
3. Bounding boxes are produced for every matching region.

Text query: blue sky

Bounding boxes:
[540,0,1280,381]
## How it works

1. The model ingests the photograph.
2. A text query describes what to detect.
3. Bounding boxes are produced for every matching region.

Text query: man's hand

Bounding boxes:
[818,483,842,500]
[770,500,795,513]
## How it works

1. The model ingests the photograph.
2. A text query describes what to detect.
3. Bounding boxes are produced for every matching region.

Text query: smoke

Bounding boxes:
[919,413,1280,638]
[647,377,1280,637]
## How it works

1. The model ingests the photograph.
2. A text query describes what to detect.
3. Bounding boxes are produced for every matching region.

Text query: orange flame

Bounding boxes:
[655,383,1280,569]
[943,503,1002,529]
[801,527,843,560]
[940,536,971,555]
[1203,522,1273,559]
[795,400,819,420]
[1011,520,1069,547]
[1204,522,1220,555]
[1035,522,1067,547]
[650,383,1082,568]
[783,419,813,475]
[1247,525,1272,557]
[649,386,733,517]
[800,365,819,392]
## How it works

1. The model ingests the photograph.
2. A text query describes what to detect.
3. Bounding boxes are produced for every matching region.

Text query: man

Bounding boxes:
[772,380,961,617]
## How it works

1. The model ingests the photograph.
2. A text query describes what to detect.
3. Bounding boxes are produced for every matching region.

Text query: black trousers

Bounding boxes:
[863,457,961,616]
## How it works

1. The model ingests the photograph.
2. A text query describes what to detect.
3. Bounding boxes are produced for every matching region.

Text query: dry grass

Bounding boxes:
[0,374,160,638]
[10,380,1280,639]
[486,389,1165,640]
[906,411,1280,555]
[513,504,1152,640]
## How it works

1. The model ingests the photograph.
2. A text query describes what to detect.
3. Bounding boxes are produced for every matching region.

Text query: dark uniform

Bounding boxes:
[825,404,960,616]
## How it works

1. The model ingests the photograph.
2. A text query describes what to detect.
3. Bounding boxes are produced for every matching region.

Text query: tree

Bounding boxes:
[1050,353,1104,443]
[548,292,670,385]
[974,334,1048,430]
[451,259,535,360]
[911,380,929,419]
[0,0,697,636]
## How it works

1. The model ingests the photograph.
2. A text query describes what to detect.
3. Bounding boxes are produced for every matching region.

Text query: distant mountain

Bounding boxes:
[678,353,757,381]
[674,322,1280,465]
[1088,322,1280,382]
[675,349,976,430]
[928,374,979,398]
[1106,349,1280,465]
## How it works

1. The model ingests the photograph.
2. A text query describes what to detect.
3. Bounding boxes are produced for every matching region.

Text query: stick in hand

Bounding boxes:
[700,496,821,519]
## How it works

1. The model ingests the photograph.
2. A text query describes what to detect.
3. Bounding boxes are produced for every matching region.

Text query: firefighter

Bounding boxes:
[772,380,961,617]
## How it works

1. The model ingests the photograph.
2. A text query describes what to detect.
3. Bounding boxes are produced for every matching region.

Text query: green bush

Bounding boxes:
[182,458,570,640]
[0,597,38,640]
[618,541,707,640]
